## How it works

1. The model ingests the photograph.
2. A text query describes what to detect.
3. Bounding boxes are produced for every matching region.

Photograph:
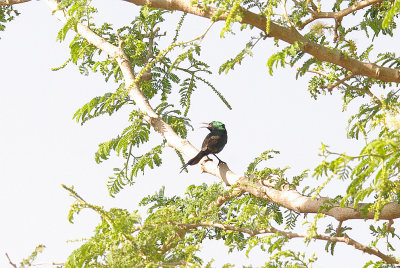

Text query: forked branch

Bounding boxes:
[167,221,397,264]
[42,0,400,223]
[122,0,400,83]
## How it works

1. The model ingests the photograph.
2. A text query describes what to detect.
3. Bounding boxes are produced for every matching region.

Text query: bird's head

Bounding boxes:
[202,121,226,131]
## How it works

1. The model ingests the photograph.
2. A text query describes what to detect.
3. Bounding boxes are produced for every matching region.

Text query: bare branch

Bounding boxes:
[5,253,17,268]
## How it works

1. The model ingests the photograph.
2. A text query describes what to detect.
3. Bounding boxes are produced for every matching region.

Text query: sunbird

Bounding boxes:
[180,121,227,173]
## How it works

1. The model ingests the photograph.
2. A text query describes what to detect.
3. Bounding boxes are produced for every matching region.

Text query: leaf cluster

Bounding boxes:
[47,0,400,266]
[0,5,20,38]
[62,182,311,267]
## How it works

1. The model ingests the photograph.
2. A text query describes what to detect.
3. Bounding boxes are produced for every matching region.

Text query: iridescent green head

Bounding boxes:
[206,121,226,131]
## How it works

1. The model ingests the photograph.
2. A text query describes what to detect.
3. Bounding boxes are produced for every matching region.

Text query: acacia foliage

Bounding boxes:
[0,4,19,37]
[5,0,400,267]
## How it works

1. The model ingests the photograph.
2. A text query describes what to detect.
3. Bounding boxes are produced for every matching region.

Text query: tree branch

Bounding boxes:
[237,178,400,221]
[43,0,400,222]
[5,253,17,268]
[0,0,30,5]
[320,73,354,92]
[299,0,385,29]
[122,0,400,83]
[168,220,398,264]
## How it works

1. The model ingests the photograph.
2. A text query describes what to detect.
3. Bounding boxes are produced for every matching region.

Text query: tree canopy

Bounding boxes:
[2,0,400,267]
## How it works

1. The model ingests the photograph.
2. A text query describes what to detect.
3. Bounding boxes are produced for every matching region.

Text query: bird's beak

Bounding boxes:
[200,122,211,129]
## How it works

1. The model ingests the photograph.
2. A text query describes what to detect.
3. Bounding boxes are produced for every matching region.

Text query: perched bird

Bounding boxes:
[180,121,227,173]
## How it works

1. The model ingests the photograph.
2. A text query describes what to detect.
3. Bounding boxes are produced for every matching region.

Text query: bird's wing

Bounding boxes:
[202,133,224,153]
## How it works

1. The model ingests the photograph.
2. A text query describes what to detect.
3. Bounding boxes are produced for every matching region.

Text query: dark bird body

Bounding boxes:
[180,121,227,172]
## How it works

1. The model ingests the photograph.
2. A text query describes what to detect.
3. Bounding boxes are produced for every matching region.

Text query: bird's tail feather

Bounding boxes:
[180,151,206,173]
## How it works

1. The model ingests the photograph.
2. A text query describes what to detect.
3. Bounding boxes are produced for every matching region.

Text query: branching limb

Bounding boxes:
[167,220,398,264]
[122,0,400,83]
[301,67,382,104]
[320,73,354,92]
[299,0,385,29]
[43,0,400,223]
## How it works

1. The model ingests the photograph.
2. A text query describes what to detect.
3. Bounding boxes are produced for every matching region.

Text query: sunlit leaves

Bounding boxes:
[267,41,302,75]
[62,182,309,266]
[48,0,400,266]
[382,0,400,29]
[314,134,400,220]
[19,245,46,268]
[73,84,129,125]
[0,5,20,38]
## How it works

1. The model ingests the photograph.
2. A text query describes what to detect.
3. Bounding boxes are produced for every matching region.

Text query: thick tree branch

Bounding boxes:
[43,0,400,223]
[0,0,30,5]
[237,179,400,221]
[169,221,398,264]
[122,0,400,83]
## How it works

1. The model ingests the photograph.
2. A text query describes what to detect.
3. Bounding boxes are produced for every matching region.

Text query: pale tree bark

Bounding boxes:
[39,0,400,225]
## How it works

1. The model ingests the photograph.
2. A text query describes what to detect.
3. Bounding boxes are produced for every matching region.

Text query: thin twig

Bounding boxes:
[5,253,17,268]
[336,220,343,236]
[320,73,354,92]
[168,221,398,264]
[32,262,65,266]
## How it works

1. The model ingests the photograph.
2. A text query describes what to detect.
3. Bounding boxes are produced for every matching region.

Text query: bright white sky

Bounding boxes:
[0,1,391,267]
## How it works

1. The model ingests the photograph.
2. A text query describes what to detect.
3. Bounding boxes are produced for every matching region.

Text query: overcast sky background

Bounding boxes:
[1,1,397,267]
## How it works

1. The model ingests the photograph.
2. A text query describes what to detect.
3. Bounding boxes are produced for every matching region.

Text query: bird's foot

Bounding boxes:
[217,160,226,166]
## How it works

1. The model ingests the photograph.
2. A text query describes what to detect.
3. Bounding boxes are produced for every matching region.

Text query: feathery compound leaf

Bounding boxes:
[155,102,192,138]
[56,0,96,42]
[219,42,254,74]
[131,144,163,177]
[107,168,130,197]
[19,245,46,268]
[382,0,400,29]
[95,138,119,164]
[73,84,129,125]
[0,6,20,39]
[246,150,280,173]
[267,42,301,75]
